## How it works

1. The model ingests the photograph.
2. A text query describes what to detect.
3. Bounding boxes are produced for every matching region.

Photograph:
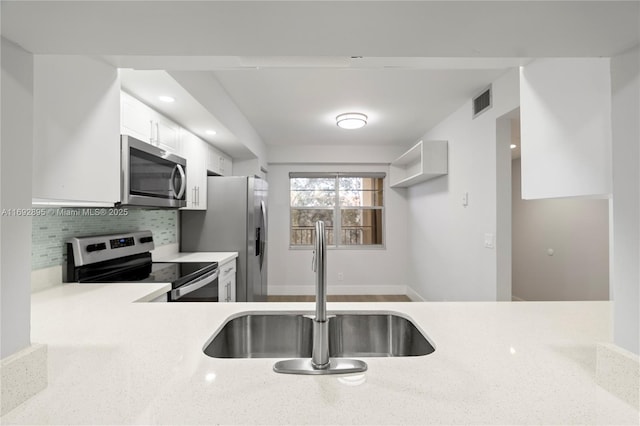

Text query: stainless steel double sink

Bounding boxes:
[203,311,435,358]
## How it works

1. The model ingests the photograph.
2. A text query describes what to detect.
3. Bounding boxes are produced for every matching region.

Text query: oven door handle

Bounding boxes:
[171,269,219,300]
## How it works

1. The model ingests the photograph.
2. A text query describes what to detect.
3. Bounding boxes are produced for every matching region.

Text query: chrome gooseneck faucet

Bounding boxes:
[311,220,329,368]
[274,221,367,375]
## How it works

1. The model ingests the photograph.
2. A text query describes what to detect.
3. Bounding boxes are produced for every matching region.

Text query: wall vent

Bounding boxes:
[472,85,492,118]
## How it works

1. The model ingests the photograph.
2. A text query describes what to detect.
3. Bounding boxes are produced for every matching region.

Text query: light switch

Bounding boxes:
[484,233,495,249]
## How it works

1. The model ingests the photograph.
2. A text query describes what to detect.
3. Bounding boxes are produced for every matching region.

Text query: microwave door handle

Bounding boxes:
[171,269,219,300]
[170,164,187,199]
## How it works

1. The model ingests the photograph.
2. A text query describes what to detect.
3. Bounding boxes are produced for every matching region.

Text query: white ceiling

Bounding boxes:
[210,67,507,146]
[2,1,639,155]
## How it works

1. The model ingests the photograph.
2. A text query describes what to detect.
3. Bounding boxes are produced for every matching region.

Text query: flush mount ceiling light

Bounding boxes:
[158,95,175,103]
[510,144,517,149]
[206,130,217,136]
[336,112,367,130]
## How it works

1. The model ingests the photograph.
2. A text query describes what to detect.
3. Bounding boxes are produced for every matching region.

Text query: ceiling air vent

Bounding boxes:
[472,85,492,118]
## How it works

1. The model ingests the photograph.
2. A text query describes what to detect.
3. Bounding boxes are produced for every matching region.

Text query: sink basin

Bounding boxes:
[204,313,313,358]
[203,311,435,358]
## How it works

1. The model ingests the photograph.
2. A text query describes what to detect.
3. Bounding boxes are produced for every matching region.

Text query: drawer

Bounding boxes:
[219,260,236,279]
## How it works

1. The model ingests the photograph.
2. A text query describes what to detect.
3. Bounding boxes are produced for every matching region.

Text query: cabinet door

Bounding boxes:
[206,145,221,175]
[121,92,153,143]
[218,153,233,176]
[154,115,182,154]
[33,55,120,205]
[218,260,237,302]
[180,130,208,210]
[206,145,233,176]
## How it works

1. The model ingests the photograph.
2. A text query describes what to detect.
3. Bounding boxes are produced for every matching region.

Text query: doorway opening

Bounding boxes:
[496,110,610,301]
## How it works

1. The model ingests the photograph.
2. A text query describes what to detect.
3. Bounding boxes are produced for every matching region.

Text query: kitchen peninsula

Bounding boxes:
[1,283,637,425]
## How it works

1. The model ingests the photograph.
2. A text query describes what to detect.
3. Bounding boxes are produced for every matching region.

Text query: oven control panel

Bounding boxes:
[65,230,155,267]
[110,237,135,249]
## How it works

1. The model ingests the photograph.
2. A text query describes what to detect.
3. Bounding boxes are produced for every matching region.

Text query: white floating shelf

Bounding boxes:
[389,140,448,188]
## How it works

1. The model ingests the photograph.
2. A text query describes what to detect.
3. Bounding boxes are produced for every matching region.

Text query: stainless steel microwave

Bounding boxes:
[120,135,187,208]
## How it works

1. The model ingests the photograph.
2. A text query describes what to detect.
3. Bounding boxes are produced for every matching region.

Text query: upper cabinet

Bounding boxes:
[520,59,612,199]
[389,140,448,188]
[180,130,208,210]
[32,56,121,206]
[180,129,233,211]
[207,145,233,176]
[120,92,181,154]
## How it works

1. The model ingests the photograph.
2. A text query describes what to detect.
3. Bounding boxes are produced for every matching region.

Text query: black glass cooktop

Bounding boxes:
[82,261,217,289]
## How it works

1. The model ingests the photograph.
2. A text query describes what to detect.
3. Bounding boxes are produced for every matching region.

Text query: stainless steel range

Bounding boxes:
[63,230,218,302]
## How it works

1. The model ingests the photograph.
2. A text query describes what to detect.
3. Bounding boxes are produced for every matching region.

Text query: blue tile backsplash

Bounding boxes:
[31,208,177,270]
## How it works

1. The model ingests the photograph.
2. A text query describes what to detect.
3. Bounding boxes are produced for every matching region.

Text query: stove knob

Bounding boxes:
[86,243,107,252]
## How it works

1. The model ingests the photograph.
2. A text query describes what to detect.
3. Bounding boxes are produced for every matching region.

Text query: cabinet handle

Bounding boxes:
[192,187,196,207]
[149,120,155,144]
[223,267,233,274]
[196,186,200,206]
[155,122,160,144]
[225,282,230,302]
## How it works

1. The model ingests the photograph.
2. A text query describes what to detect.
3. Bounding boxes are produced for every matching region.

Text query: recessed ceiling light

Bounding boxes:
[206,130,217,135]
[336,112,367,130]
[510,144,517,149]
[158,95,175,103]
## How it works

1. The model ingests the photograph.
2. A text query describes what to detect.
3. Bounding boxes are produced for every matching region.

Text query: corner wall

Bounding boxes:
[1,37,47,416]
[610,46,640,355]
[406,69,519,301]
[1,37,33,359]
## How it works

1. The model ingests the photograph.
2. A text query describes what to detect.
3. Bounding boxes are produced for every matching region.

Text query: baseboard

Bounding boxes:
[405,285,426,302]
[1,343,48,416]
[269,284,407,296]
[596,343,640,410]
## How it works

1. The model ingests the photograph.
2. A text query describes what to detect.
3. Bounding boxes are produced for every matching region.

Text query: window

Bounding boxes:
[289,173,384,248]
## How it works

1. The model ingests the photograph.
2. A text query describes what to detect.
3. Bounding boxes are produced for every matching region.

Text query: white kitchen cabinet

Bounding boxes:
[152,112,181,154]
[32,55,121,206]
[389,140,448,187]
[180,130,208,210]
[120,91,182,155]
[218,259,237,302]
[120,91,152,142]
[207,144,233,176]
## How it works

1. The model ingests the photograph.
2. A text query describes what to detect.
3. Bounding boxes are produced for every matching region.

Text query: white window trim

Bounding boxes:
[288,172,386,250]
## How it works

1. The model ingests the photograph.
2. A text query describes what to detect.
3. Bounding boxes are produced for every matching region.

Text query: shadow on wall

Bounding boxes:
[404,175,449,198]
[511,159,609,301]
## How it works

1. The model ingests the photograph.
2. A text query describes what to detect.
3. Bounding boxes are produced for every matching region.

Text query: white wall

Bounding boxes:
[267,145,408,295]
[406,69,519,301]
[519,58,612,199]
[610,46,640,355]
[1,38,33,358]
[32,55,120,204]
[512,159,609,301]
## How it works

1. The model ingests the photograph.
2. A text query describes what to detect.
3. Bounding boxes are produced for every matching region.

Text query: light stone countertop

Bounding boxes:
[2,283,638,425]
[153,251,238,265]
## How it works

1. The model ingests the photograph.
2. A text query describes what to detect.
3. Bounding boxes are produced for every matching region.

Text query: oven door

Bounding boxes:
[121,135,187,208]
[169,268,219,302]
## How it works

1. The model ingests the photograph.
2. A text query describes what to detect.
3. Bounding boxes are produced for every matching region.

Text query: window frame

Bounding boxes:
[288,172,386,250]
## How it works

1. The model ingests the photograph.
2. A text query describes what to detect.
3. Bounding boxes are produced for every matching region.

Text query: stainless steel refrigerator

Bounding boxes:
[180,176,268,302]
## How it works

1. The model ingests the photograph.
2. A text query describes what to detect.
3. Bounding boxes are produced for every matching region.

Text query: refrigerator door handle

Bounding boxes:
[259,200,267,271]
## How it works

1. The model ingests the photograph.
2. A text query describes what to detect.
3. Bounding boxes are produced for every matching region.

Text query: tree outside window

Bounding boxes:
[290,173,384,248]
